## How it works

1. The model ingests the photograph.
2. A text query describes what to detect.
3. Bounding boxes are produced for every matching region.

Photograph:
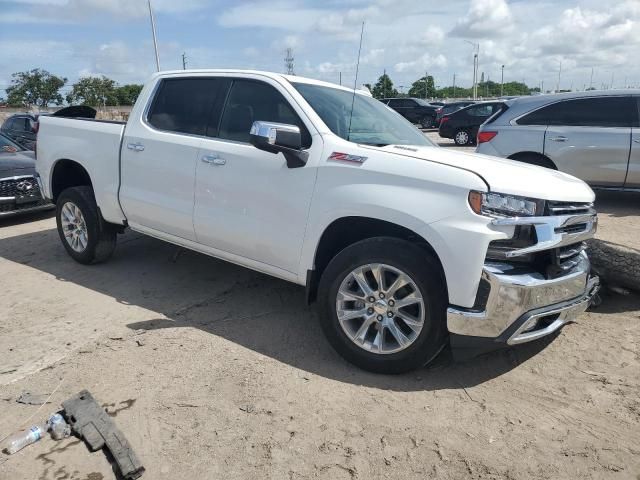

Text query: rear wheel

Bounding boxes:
[454,129,471,146]
[56,186,117,264]
[318,237,447,374]
[421,116,435,129]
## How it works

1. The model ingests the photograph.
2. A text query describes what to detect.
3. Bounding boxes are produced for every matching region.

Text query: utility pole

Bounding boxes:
[556,60,562,92]
[181,52,187,70]
[339,72,342,86]
[589,67,594,89]
[285,48,295,75]
[453,73,456,98]
[147,0,160,72]
[500,65,504,97]
[610,72,614,89]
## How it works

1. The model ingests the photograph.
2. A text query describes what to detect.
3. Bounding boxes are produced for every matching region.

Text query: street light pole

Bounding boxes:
[148,0,160,72]
[500,65,504,97]
[556,60,562,92]
[465,41,479,100]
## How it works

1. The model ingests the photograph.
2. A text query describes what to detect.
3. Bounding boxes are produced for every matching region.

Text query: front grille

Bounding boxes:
[546,201,593,216]
[549,242,585,275]
[0,176,41,198]
[0,176,48,214]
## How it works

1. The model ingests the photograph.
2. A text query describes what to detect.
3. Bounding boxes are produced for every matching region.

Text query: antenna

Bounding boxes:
[347,21,365,142]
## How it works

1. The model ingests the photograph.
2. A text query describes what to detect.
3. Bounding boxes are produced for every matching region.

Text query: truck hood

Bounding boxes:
[379,145,595,203]
[0,151,36,177]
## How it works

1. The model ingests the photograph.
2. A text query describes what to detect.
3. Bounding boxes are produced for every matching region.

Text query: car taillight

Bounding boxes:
[440,116,449,123]
[477,131,497,143]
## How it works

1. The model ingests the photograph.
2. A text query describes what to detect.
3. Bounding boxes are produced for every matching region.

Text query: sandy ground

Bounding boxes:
[0,158,639,479]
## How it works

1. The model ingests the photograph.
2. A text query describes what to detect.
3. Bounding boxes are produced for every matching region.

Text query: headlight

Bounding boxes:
[468,191,543,217]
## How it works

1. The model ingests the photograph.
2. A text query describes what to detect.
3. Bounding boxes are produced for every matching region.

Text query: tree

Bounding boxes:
[408,75,436,99]
[371,73,398,99]
[115,84,143,106]
[6,69,66,108]
[66,76,118,106]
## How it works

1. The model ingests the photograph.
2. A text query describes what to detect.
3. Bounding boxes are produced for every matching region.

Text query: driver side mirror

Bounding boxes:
[249,121,309,168]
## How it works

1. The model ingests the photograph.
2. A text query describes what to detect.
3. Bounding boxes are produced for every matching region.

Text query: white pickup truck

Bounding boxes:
[36,70,599,373]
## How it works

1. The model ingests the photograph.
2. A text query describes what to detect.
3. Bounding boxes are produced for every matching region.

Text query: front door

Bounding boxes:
[194,77,320,274]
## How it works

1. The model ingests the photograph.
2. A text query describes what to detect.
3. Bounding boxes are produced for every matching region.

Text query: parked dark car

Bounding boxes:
[0,113,49,150]
[435,101,477,126]
[381,97,439,128]
[438,101,504,146]
[0,133,53,217]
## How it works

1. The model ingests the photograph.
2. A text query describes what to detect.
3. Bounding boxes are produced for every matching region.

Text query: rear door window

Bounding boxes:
[467,104,494,117]
[518,97,636,127]
[147,77,228,136]
[217,79,311,147]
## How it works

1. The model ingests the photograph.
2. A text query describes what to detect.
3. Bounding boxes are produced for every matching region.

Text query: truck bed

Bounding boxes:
[36,116,127,224]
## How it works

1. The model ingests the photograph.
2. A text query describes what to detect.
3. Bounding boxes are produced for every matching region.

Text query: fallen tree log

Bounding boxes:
[587,239,640,292]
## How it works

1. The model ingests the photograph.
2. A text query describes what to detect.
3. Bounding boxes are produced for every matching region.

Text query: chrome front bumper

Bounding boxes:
[447,252,599,345]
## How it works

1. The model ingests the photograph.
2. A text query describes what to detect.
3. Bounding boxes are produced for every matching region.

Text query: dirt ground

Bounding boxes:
[0,186,639,479]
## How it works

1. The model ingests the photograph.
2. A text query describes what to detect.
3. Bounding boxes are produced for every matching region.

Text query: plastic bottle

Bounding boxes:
[48,413,70,440]
[3,422,48,454]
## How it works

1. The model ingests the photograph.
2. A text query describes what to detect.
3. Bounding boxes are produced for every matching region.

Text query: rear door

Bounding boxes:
[466,103,501,137]
[193,76,319,274]
[542,96,633,187]
[119,77,226,241]
[626,96,640,188]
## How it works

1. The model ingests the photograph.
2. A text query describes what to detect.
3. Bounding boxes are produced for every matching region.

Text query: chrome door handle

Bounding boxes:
[549,136,567,142]
[201,155,226,166]
[127,142,145,151]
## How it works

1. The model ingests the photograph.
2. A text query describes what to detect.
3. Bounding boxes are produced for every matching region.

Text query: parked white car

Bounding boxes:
[476,90,640,189]
[36,70,599,373]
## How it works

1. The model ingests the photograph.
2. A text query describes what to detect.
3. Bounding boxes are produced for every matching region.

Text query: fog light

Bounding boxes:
[521,317,539,333]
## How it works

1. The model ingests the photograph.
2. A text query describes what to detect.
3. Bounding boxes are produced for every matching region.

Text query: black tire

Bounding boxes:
[454,129,471,146]
[421,116,435,129]
[317,237,448,374]
[56,186,117,264]
[509,153,557,170]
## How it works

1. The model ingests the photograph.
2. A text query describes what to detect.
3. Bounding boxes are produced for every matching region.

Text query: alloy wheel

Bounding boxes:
[335,263,426,354]
[60,201,88,252]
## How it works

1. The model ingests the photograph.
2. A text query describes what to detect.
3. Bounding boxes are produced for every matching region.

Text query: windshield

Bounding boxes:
[292,83,435,147]
[0,133,23,153]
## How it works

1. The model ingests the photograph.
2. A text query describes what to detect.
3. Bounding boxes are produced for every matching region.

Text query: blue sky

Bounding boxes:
[1,0,639,98]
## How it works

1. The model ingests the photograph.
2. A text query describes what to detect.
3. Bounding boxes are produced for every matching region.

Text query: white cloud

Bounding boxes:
[394,53,448,73]
[450,0,513,38]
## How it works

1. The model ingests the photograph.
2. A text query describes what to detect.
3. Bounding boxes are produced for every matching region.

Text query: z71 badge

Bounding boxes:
[328,152,368,164]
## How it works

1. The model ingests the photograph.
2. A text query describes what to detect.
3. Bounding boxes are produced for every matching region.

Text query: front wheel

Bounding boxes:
[56,186,117,264]
[317,237,448,374]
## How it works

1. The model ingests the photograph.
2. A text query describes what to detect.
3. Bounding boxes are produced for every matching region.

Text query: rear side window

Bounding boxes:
[147,78,227,136]
[518,97,637,127]
[467,104,495,117]
[218,79,311,147]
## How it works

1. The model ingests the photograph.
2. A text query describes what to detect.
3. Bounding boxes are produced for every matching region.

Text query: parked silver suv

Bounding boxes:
[476,90,640,189]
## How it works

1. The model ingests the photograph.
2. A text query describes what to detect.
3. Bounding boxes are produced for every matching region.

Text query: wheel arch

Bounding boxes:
[51,159,93,202]
[507,151,557,170]
[305,216,447,304]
